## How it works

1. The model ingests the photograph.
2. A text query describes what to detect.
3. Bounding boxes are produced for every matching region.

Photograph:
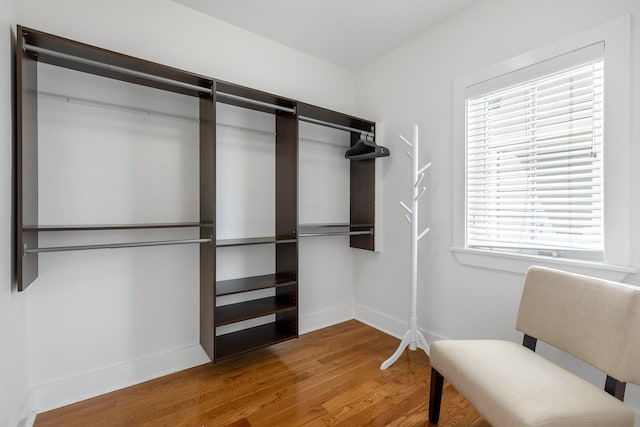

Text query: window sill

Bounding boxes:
[451,247,635,282]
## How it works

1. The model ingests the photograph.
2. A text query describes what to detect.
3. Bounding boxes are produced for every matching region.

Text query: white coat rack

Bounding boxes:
[380,124,430,370]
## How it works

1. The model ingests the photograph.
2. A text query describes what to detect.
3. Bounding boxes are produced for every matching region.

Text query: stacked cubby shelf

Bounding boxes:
[211,82,299,360]
[15,26,377,362]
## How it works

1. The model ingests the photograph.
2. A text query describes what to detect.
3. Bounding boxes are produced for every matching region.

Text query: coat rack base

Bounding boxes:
[380,328,429,370]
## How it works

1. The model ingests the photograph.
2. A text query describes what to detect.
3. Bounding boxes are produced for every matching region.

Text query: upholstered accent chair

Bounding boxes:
[429,266,640,427]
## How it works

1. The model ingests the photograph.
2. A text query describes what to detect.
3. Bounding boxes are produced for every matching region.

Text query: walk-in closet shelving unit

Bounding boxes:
[15,26,377,362]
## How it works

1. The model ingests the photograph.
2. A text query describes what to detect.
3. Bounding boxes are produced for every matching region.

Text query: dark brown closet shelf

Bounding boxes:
[22,222,214,232]
[215,322,296,360]
[216,236,297,247]
[216,274,297,296]
[215,297,296,326]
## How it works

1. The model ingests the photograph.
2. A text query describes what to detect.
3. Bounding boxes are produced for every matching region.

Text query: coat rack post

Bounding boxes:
[380,124,430,370]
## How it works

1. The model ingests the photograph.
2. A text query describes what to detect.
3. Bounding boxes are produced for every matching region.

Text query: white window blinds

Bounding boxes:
[465,58,604,260]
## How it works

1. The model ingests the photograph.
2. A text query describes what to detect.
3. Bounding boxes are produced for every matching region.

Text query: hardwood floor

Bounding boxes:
[35,320,489,426]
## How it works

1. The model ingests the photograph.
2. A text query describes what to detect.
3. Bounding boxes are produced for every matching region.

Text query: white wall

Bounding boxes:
[0,1,29,426]
[22,0,360,414]
[28,62,205,410]
[24,0,358,115]
[1,2,30,427]
[298,123,356,332]
[355,0,640,416]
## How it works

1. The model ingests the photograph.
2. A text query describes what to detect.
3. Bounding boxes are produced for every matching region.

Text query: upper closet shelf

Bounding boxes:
[20,26,213,97]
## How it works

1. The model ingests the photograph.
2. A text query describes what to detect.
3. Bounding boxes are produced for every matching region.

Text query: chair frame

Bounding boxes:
[428,334,628,424]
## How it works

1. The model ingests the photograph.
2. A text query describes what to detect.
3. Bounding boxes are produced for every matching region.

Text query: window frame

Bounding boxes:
[451,15,634,281]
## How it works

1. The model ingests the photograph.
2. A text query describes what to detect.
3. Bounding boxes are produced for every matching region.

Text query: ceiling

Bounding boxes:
[172,0,480,70]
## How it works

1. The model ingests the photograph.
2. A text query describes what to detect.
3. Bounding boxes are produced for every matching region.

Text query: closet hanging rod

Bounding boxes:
[298,230,373,238]
[299,136,349,150]
[39,91,351,149]
[38,90,278,138]
[39,90,199,123]
[299,116,375,138]
[24,237,213,254]
[215,92,296,114]
[23,43,213,95]
[23,45,369,135]
[24,44,296,115]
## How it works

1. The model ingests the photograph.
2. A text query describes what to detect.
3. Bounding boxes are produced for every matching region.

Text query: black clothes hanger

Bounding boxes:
[345,134,391,160]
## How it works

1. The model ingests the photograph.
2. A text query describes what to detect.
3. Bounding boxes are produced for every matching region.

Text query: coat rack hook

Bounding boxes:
[398,134,413,148]
[418,162,432,175]
[418,228,430,241]
[400,201,413,215]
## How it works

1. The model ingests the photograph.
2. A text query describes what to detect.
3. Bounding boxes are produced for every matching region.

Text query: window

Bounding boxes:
[452,15,633,279]
[466,57,604,261]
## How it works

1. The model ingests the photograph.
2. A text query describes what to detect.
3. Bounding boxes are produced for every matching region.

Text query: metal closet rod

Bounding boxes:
[24,43,295,114]
[299,136,349,150]
[215,92,295,114]
[24,43,213,95]
[24,45,374,138]
[39,91,354,152]
[299,116,375,138]
[24,237,213,254]
[299,230,373,238]
[39,90,277,138]
[39,91,352,150]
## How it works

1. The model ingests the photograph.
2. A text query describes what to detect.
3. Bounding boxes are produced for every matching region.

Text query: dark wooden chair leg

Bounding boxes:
[429,367,444,424]
[522,334,537,351]
[605,375,627,401]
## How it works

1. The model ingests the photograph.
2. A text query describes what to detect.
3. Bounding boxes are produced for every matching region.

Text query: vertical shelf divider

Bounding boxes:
[349,129,376,251]
[275,109,299,337]
[199,84,216,361]
[17,26,40,291]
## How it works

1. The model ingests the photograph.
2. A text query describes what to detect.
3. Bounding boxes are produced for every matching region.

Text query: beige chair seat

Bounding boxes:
[431,339,633,427]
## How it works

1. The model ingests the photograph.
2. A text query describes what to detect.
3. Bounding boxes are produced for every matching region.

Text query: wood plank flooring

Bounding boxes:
[35,320,489,426]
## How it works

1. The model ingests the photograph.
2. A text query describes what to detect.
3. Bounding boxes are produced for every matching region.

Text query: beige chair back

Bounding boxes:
[516,266,640,384]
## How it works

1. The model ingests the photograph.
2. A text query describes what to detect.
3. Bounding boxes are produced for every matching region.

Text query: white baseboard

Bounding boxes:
[299,303,354,335]
[30,306,354,416]
[11,389,36,427]
[32,344,210,414]
[354,303,447,344]
[354,303,405,339]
